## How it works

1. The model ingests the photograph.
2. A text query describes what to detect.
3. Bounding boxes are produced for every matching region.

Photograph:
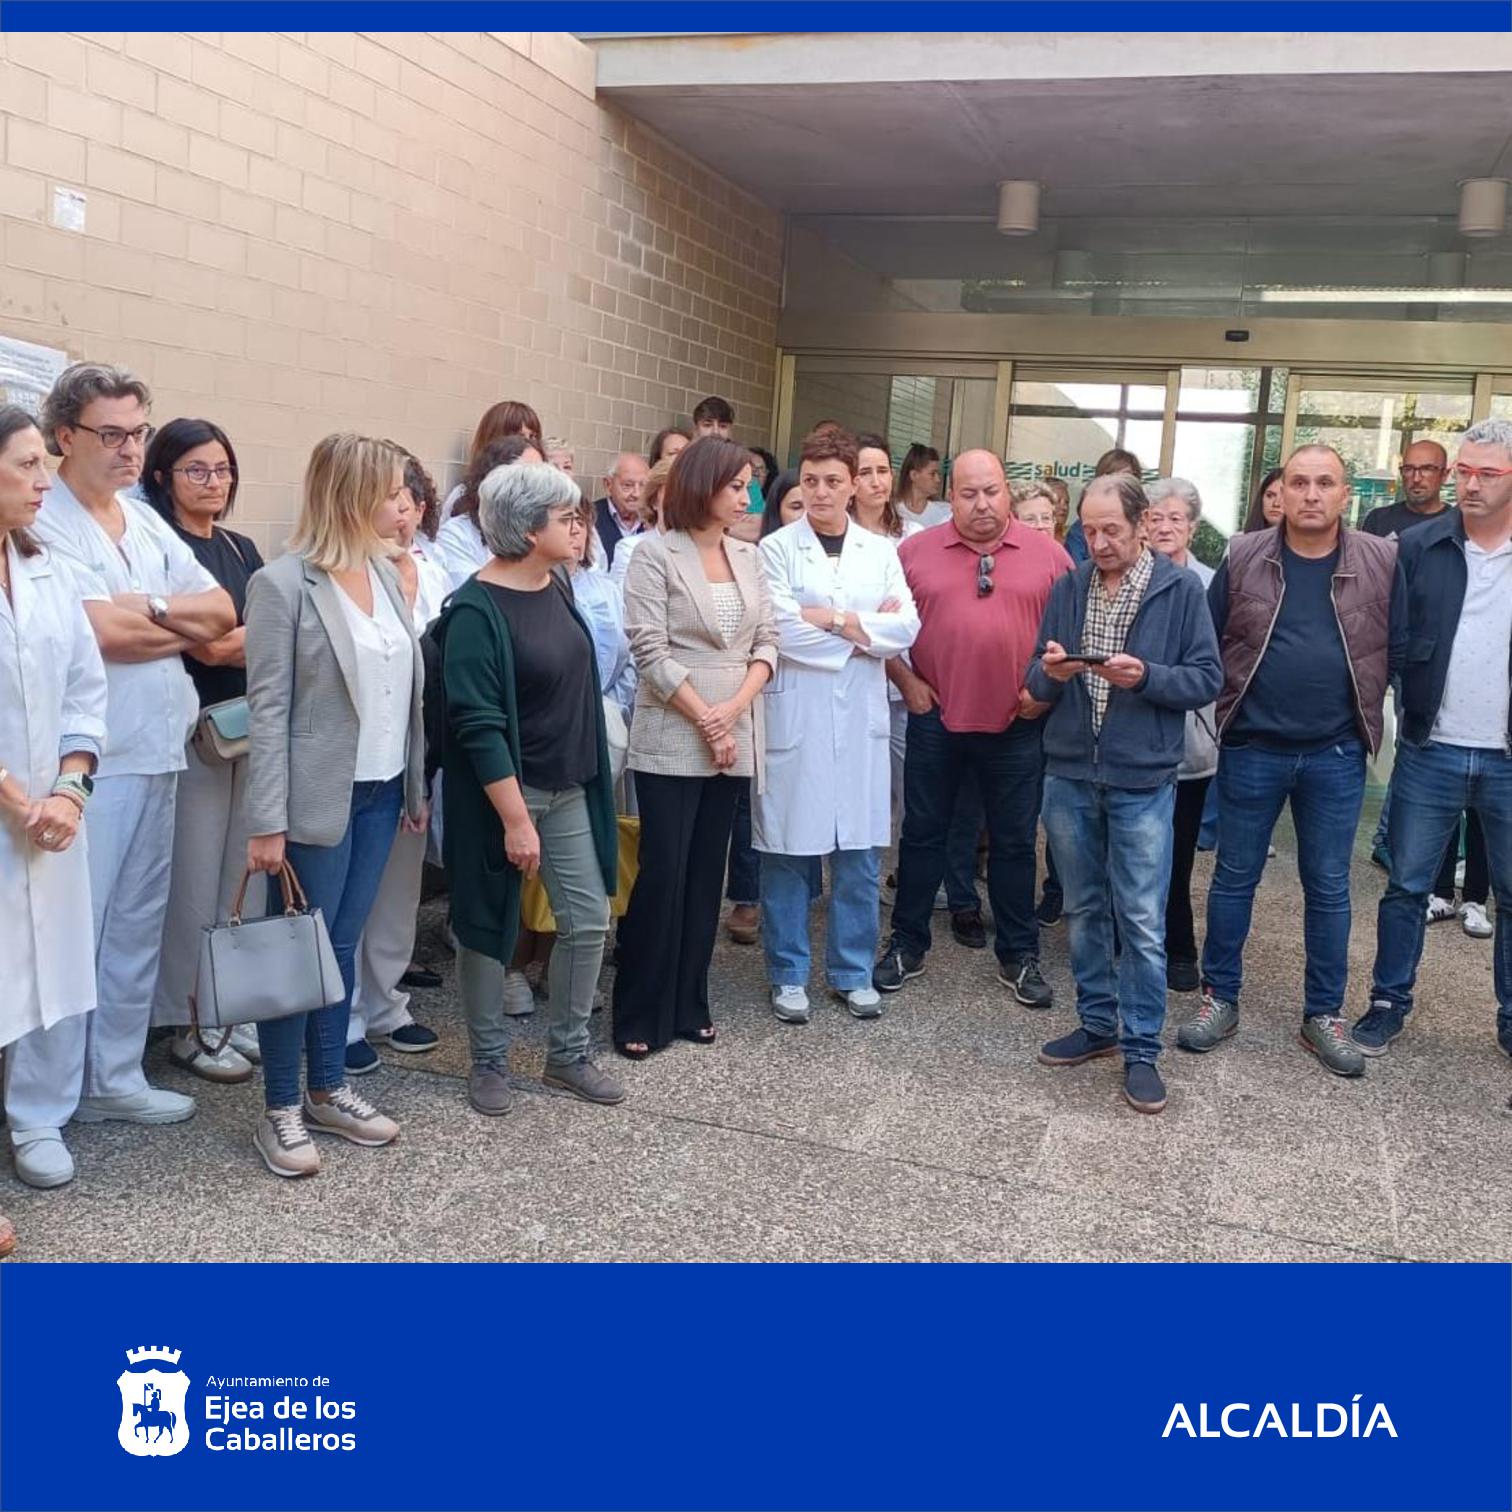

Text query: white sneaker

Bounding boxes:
[253,1107,320,1179]
[229,1024,262,1064]
[1427,894,1458,924]
[73,1087,196,1125]
[168,1030,254,1084]
[11,1130,74,1189]
[1462,901,1494,939]
[303,1086,399,1147]
[501,970,536,1017]
[838,986,883,1020]
[932,885,950,912]
[771,985,811,1024]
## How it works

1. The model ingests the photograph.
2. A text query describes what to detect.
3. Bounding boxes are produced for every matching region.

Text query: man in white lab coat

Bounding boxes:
[753,427,919,1023]
[9,363,234,1188]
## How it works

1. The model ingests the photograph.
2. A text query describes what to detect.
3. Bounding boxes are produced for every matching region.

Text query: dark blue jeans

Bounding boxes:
[889,709,1042,966]
[1201,741,1365,1019]
[944,768,983,912]
[1043,776,1175,1063]
[258,776,403,1108]
[1371,741,1512,1023]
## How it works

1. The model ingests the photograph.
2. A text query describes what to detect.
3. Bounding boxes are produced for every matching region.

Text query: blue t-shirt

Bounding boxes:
[1211,544,1358,753]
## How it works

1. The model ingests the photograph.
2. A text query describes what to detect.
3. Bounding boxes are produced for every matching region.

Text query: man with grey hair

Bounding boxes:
[593,452,649,570]
[7,362,234,1189]
[1354,417,1512,1064]
[1146,478,1218,991]
[1178,445,1398,1079]
[1022,474,1221,1113]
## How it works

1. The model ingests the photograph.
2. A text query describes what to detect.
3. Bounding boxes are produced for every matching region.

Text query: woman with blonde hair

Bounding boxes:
[243,433,428,1178]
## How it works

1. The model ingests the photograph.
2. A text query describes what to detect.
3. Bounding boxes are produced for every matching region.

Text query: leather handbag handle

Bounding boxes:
[227,859,311,924]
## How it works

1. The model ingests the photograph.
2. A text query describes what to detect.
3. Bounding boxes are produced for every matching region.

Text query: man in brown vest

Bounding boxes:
[1174,445,1399,1077]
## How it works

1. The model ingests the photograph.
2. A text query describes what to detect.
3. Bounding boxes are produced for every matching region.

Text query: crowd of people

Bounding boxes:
[4,355,1512,1257]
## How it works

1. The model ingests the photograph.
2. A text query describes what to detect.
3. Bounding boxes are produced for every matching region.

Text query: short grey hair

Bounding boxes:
[478,461,582,560]
[1147,476,1203,522]
[1461,418,1512,458]
[1082,472,1149,529]
[41,361,151,456]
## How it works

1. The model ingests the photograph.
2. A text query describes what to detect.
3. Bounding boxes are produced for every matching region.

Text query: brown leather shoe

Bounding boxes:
[725,904,760,944]
[0,1211,15,1259]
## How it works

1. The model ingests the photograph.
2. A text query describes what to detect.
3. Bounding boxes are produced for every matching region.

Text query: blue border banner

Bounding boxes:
[2,1262,1509,1512]
[1,4,1509,28]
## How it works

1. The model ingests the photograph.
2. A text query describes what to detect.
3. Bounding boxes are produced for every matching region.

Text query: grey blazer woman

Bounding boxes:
[623,530,778,781]
[244,553,426,847]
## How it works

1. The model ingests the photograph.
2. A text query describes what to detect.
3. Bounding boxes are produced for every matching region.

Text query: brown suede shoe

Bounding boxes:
[725,904,760,945]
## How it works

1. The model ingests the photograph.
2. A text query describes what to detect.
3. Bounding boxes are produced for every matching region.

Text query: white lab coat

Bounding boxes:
[753,518,919,855]
[0,539,108,1047]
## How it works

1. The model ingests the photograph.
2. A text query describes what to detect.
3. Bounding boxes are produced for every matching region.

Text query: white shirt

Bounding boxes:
[897,499,953,532]
[337,565,414,781]
[32,474,218,778]
[409,538,449,630]
[1431,535,1512,749]
[435,513,490,593]
[610,529,650,596]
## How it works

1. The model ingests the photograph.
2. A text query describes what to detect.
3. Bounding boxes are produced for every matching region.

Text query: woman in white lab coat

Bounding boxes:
[435,435,543,592]
[0,406,108,1226]
[754,427,918,1024]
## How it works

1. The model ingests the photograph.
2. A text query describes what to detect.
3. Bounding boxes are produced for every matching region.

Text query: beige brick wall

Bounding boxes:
[0,31,784,554]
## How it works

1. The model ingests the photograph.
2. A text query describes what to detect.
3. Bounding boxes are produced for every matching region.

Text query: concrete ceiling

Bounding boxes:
[595,71,1512,222]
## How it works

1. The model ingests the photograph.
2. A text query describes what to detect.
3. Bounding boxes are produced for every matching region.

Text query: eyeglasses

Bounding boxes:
[1401,463,1445,477]
[977,552,995,597]
[173,462,235,486]
[1453,464,1512,484]
[72,422,155,451]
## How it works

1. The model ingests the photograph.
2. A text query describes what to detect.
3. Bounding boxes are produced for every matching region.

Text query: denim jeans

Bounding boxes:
[1371,741,1512,1022]
[944,768,983,912]
[890,708,1042,966]
[761,847,880,991]
[1201,741,1366,1018]
[1042,776,1175,1064]
[728,779,819,905]
[259,776,403,1108]
[458,783,609,1070]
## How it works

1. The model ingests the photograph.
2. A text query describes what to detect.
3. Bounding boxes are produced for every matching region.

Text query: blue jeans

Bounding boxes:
[258,777,403,1108]
[944,768,982,912]
[1371,741,1512,1023]
[761,848,881,991]
[890,708,1042,966]
[1202,741,1365,1018]
[728,780,820,904]
[1042,775,1174,1064]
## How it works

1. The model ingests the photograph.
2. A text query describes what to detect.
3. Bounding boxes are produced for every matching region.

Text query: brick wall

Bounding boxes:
[0,32,783,554]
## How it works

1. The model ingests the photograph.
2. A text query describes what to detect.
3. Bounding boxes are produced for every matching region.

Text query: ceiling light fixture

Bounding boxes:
[1257,286,1512,304]
[996,180,1041,237]
[1458,179,1508,238]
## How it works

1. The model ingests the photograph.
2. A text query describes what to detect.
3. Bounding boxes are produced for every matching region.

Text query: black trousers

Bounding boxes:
[1166,775,1212,964]
[1434,807,1490,906]
[613,771,742,1050]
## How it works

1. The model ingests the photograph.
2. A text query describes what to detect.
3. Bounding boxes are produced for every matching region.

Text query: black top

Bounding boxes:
[172,523,263,709]
[1211,544,1358,753]
[1360,498,1454,539]
[482,580,598,790]
[815,525,846,558]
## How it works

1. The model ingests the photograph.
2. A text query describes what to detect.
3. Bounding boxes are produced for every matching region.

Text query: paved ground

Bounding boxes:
[6,810,1511,1263]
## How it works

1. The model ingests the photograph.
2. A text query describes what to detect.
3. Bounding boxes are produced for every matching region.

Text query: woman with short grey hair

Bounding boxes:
[438,463,624,1116]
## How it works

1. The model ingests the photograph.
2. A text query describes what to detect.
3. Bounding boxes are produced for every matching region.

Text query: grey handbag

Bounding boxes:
[189,862,344,1054]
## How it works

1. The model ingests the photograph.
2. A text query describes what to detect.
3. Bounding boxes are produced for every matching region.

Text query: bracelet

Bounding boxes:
[52,773,92,809]
[52,787,87,816]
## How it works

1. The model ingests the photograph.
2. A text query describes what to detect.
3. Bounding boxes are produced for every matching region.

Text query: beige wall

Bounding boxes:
[0,31,783,554]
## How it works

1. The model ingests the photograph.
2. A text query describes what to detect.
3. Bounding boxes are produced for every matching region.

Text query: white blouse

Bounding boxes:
[435,513,491,593]
[336,565,414,782]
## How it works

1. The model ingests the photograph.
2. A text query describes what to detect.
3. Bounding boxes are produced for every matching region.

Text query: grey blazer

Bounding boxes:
[244,552,426,847]
[623,529,778,781]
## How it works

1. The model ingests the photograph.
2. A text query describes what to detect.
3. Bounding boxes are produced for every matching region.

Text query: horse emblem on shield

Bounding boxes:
[116,1346,190,1457]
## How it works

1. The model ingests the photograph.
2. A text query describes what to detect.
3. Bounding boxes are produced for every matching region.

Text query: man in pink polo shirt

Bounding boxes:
[877,450,1072,1001]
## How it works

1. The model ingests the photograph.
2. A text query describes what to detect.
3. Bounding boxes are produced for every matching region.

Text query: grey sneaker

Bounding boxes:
[543,1058,626,1105]
[1176,988,1239,1052]
[303,1086,400,1146]
[1299,1014,1366,1078]
[253,1107,320,1179]
[468,1063,513,1117]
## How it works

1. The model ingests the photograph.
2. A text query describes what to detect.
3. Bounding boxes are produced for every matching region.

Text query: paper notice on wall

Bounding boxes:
[0,334,69,413]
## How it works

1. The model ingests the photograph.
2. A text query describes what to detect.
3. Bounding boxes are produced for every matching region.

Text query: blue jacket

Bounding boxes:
[1393,508,1511,749]
[1025,552,1223,788]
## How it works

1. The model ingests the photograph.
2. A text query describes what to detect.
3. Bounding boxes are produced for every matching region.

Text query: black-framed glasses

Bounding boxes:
[73,422,155,451]
[173,462,235,485]
[977,552,996,597]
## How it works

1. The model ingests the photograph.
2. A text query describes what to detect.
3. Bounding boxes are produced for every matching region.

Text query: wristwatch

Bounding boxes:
[147,595,169,623]
[830,608,846,632]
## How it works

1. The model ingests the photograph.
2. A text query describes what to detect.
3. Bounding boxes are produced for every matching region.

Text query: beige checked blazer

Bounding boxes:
[622,529,778,781]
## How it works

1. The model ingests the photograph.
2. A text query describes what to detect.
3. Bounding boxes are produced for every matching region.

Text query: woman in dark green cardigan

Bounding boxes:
[438,462,621,1116]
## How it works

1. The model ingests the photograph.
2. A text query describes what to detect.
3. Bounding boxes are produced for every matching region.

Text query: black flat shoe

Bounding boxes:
[674,1027,717,1046]
[615,1042,654,1061]
[399,964,443,990]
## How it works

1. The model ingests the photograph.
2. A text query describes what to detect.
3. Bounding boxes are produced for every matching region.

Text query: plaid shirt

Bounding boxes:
[1081,548,1153,733]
